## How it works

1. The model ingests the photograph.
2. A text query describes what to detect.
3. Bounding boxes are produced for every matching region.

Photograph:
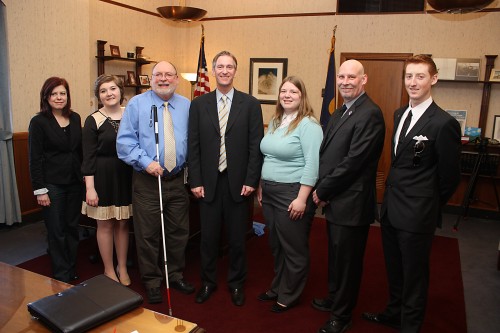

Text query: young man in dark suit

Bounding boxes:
[312,59,386,333]
[188,50,264,306]
[362,54,461,332]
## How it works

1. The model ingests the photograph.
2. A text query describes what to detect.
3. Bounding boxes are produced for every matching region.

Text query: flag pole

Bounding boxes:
[319,26,338,130]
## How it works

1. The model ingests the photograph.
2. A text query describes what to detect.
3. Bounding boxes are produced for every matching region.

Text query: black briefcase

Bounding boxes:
[27,274,143,333]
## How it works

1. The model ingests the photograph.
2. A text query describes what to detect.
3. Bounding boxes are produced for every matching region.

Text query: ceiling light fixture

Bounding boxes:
[157,1,207,22]
[427,0,494,13]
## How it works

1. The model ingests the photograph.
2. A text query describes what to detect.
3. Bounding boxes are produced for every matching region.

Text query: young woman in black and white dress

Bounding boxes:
[81,74,133,285]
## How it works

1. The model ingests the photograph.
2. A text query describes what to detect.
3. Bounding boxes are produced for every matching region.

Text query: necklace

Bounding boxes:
[99,109,120,133]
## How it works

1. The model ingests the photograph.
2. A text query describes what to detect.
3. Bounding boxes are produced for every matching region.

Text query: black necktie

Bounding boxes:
[339,104,348,118]
[398,110,413,145]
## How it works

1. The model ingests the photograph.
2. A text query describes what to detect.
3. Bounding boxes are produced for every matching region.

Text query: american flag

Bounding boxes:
[194,27,210,97]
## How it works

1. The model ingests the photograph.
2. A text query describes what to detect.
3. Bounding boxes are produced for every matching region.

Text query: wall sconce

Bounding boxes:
[181,73,197,100]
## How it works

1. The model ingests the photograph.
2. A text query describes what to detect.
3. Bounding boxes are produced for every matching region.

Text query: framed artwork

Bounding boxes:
[249,58,288,104]
[110,45,121,57]
[116,75,126,86]
[490,68,500,82]
[492,115,500,141]
[138,74,150,86]
[126,71,137,86]
[455,58,480,81]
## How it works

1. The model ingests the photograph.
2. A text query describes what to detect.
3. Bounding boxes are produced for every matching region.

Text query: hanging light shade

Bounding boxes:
[157,5,207,22]
[427,0,494,13]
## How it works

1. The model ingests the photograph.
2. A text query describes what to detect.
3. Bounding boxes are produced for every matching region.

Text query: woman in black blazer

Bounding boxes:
[29,77,83,283]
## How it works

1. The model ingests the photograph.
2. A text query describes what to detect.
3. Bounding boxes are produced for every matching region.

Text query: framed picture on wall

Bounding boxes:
[490,68,500,82]
[455,58,480,81]
[126,71,137,86]
[138,75,150,86]
[116,75,126,86]
[492,115,500,141]
[110,45,121,57]
[249,58,288,104]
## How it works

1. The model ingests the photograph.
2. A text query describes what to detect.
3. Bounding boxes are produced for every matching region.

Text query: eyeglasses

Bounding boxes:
[152,72,177,80]
[413,140,425,167]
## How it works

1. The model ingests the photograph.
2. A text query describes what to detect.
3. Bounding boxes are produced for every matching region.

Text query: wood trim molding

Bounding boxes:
[98,0,161,17]
[98,0,500,21]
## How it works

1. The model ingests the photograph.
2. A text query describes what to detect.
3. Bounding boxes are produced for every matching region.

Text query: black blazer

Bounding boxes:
[381,102,461,233]
[316,93,385,226]
[188,89,264,202]
[29,112,83,191]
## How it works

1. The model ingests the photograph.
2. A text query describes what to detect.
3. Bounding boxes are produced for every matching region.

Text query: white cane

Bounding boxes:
[152,105,173,316]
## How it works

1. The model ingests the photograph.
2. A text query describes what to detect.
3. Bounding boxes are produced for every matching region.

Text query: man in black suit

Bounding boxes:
[362,55,461,332]
[312,59,386,333]
[188,50,264,306]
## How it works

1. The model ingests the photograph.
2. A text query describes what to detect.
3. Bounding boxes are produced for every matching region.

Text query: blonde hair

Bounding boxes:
[269,76,317,135]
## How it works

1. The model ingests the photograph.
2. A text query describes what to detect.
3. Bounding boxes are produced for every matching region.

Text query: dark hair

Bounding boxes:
[270,76,317,134]
[212,51,238,70]
[94,74,125,104]
[39,77,72,117]
[404,54,438,76]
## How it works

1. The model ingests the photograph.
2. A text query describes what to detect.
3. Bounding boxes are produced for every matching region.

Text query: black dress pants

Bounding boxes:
[199,171,249,290]
[43,182,82,282]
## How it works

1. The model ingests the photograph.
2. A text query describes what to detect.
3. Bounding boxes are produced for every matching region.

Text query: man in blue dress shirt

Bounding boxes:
[117,61,194,304]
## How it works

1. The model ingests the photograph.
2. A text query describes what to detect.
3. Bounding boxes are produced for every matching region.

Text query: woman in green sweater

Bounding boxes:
[257,76,323,313]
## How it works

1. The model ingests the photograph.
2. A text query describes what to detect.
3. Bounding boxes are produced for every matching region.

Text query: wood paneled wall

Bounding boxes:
[12,132,40,217]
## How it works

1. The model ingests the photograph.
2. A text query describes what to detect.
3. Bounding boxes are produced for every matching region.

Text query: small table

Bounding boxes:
[0,262,204,332]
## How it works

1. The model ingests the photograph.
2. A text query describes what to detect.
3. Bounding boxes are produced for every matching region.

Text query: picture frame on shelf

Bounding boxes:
[249,58,288,104]
[116,75,126,86]
[138,75,150,86]
[126,71,137,86]
[455,58,480,81]
[446,110,467,135]
[490,68,500,82]
[492,115,500,141]
[110,45,121,57]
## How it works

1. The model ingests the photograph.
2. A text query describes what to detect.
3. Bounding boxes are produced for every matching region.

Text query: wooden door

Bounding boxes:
[340,53,412,202]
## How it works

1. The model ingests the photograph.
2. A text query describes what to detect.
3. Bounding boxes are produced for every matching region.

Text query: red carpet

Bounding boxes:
[18,217,466,333]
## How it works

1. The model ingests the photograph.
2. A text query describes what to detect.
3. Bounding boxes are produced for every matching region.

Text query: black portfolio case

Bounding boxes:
[27,274,143,333]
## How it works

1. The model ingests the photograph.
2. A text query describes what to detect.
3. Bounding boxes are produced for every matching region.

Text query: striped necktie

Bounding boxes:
[163,102,176,172]
[218,95,229,172]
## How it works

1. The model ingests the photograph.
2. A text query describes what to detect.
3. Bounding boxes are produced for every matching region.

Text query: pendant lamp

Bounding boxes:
[427,0,494,13]
[157,1,207,22]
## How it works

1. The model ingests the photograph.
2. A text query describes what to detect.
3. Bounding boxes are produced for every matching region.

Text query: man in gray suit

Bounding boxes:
[312,59,386,333]
[362,54,461,333]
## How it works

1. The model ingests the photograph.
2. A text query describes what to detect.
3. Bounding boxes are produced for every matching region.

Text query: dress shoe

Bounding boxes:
[147,287,163,304]
[270,301,297,313]
[195,285,216,304]
[230,288,245,306]
[116,266,131,286]
[362,312,401,329]
[257,291,278,302]
[170,279,195,295]
[312,297,333,312]
[317,319,352,333]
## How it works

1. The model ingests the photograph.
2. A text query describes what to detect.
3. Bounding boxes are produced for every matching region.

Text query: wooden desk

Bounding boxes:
[0,262,204,333]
